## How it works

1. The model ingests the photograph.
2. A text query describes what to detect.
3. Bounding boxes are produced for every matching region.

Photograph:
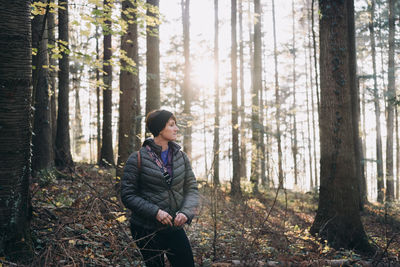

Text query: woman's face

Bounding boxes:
[159,118,179,141]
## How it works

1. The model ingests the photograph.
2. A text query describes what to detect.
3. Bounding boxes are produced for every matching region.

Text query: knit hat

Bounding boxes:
[146,110,174,137]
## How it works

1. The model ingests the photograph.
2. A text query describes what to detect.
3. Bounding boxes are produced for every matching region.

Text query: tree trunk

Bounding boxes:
[239,0,247,181]
[230,0,241,198]
[55,0,73,169]
[310,0,373,254]
[0,0,33,261]
[95,14,101,163]
[385,0,395,201]
[32,0,52,174]
[100,0,115,167]
[47,2,57,162]
[117,0,141,181]
[368,0,384,203]
[272,0,283,188]
[308,0,318,189]
[291,0,298,186]
[396,107,399,200]
[146,0,160,116]
[304,33,314,189]
[213,0,220,186]
[250,0,261,193]
[311,0,320,115]
[72,68,83,157]
[182,0,192,158]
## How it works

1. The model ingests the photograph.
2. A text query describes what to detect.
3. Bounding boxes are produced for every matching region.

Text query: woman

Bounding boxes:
[121,109,199,267]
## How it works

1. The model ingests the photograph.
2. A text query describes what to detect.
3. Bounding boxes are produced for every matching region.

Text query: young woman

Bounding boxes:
[121,110,199,267]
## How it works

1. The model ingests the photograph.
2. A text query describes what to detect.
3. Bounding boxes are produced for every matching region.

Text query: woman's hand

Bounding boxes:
[156,209,173,226]
[174,213,188,227]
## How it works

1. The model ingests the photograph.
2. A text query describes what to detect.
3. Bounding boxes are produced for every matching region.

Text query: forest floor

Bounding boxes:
[11,164,400,266]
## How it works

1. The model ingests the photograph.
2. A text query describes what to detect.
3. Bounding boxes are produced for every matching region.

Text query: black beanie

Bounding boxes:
[146,110,174,137]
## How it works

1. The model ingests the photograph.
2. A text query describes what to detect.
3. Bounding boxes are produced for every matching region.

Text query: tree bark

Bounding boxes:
[250,0,261,193]
[291,0,298,186]
[182,0,192,158]
[100,0,115,167]
[310,0,373,254]
[117,0,141,180]
[0,0,33,260]
[55,0,73,169]
[304,27,314,189]
[385,0,395,201]
[32,0,52,174]
[145,0,160,116]
[47,2,57,162]
[239,0,247,182]
[95,13,101,163]
[272,0,283,188]
[213,0,220,186]
[368,0,384,203]
[230,0,241,198]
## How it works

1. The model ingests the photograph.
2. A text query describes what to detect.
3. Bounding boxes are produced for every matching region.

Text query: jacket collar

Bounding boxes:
[142,138,181,156]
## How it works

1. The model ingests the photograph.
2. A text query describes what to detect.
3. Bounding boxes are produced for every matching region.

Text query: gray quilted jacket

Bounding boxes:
[121,138,199,231]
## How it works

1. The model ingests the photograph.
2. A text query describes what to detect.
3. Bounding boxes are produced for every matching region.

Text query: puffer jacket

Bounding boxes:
[121,138,199,231]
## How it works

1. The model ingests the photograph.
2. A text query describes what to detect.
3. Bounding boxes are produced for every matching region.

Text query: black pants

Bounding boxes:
[130,225,195,267]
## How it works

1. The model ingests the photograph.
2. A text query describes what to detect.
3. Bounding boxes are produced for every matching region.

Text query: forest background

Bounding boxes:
[0,0,400,266]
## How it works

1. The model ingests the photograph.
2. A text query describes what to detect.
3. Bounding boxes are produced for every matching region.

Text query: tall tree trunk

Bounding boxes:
[100,0,114,167]
[259,74,266,187]
[308,0,318,188]
[182,0,192,158]
[396,107,399,200]
[368,0,384,203]
[32,0,52,174]
[117,0,140,181]
[291,0,298,186]
[146,0,160,117]
[47,2,57,162]
[385,0,395,201]
[311,0,320,114]
[305,37,314,189]
[55,0,73,169]
[250,0,261,193]
[272,0,283,188]
[95,15,101,163]
[0,0,33,260]
[239,0,247,181]
[310,0,373,254]
[230,0,241,198]
[213,0,220,186]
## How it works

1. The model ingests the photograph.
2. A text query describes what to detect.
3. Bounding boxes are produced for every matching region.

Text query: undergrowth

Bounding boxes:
[1,163,399,266]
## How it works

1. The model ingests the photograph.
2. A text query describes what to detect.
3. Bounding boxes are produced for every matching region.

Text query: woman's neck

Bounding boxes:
[154,136,169,151]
